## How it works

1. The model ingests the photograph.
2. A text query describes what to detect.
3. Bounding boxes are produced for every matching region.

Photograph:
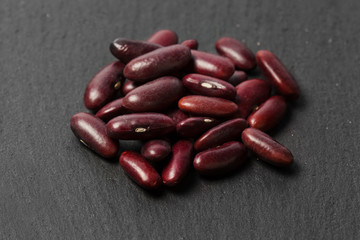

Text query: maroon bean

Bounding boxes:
[83,61,125,111]
[141,139,171,162]
[248,95,287,132]
[181,39,198,49]
[119,151,162,190]
[241,128,293,167]
[227,70,247,86]
[122,76,183,112]
[124,45,192,82]
[106,113,175,140]
[190,50,235,80]
[178,95,238,117]
[110,38,161,64]
[194,118,248,151]
[147,29,178,46]
[166,108,189,124]
[182,74,236,100]
[256,50,300,100]
[176,117,220,138]
[95,98,130,122]
[193,141,247,175]
[215,37,256,71]
[70,112,119,158]
[162,140,193,186]
[122,80,142,96]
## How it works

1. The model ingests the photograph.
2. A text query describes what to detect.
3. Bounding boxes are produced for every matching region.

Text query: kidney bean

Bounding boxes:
[122,80,142,96]
[147,29,178,46]
[162,140,193,186]
[241,128,293,167]
[190,50,235,80]
[122,76,183,112]
[166,108,189,124]
[182,74,236,100]
[83,61,125,111]
[181,39,198,49]
[194,118,248,151]
[95,98,130,122]
[70,112,119,158]
[227,70,247,86]
[176,117,220,138]
[178,95,238,117]
[193,141,247,175]
[124,45,192,82]
[248,95,287,132]
[215,37,256,71]
[119,151,162,190]
[106,113,175,140]
[141,139,171,162]
[256,50,300,100]
[110,38,161,64]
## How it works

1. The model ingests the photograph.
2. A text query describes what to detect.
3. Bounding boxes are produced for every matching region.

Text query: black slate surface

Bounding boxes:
[1,0,360,239]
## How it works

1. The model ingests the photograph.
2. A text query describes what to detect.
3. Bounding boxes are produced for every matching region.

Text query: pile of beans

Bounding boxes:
[70,29,300,191]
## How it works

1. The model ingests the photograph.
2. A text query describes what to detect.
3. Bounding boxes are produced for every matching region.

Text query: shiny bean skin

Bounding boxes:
[181,39,198,49]
[110,38,161,64]
[194,118,248,151]
[162,140,193,186]
[141,139,171,162]
[147,29,178,46]
[70,112,119,158]
[227,70,247,86]
[119,151,162,190]
[124,45,192,82]
[178,95,238,117]
[248,95,287,132]
[193,141,247,175]
[166,109,189,124]
[122,76,183,112]
[95,98,130,122]
[256,50,300,100]
[182,74,236,100]
[176,117,220,138]
[215,37,256,71]
[84,61,125,111]
[190,50,235,80]
[241,128,293,167]
[106,113,175,140]
[122,80,142,96]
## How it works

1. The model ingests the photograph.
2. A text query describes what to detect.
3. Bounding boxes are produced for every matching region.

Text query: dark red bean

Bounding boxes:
[248,95,287,132]
[227,70,247,86]
[122,80,142,96]
[194,118,248,151]
[141,139,171,162]
[182,74,236,100]
[241,128,293,167]
[215,37,256,71]
[70,112,119,158]
[181,39,198,49]
[193,141,247,175]
[190,50,235,80]
[106,113,175,140]
[147,29,178,46]
[176,117,220,138]
[84,61,125,111]
[124,45,192,82]
[256,50,300,100]
[122,76,183,112]
[119,151,162,190]
[95,98,130,122]
[162,140,193,186]
[235,79,271,118]
[166,108,189,124]
[110,38,161,64]
[178,95,238,117]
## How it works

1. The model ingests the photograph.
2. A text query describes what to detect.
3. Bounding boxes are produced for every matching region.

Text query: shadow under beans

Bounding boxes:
[166,168,200,195]
[252,155,301,177]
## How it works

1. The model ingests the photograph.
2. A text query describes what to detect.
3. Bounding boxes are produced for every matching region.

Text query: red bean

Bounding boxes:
[181,39,198,49]
[106,113,175,140]
[182,74,236,100]
[122,76,183,112]
[193,141,247,175]
[227,70,247,86]
[178,95,238,117]
[141,139,171,162]
[248,95,287,132]
[70,112,119,158]
[124,45,192,82]
[215,37,256,71]
[165,108,189,124]
[194,118,248,151]
[147,29,178,46]
[95,98,130,122]
[119,151,162,190]
[83,61,125,111]
[122,80,141,96]
[256,50,300,100]
[241,128,293,167]
[176,117,220,138]
[162,140,193,186]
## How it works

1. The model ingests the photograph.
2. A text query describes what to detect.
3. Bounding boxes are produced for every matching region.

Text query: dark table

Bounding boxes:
[1,0,359,239]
